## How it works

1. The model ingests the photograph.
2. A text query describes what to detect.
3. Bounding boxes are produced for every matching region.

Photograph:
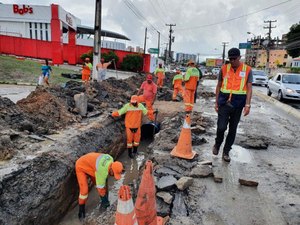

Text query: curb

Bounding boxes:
[253,89,300,120]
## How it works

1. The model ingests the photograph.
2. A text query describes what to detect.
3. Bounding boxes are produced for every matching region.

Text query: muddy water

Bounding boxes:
[59,140,151,225]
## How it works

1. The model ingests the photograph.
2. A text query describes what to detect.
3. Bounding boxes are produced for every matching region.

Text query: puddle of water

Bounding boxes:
[230,145,253,163]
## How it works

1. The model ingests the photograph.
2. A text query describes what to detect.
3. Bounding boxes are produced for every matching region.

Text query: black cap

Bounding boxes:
[228,48,240,58]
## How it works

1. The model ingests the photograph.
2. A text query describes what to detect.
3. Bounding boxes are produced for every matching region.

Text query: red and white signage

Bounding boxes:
[13,5,33,15]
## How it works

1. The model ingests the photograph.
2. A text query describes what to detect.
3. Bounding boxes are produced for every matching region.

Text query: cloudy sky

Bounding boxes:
[2,0,300,60]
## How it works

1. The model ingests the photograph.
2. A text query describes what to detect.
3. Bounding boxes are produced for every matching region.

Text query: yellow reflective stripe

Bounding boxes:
[239,64,247,91]
[127,143,133,147]
[133,142,139,145]
[79,194,88,200]
[221,90,246,94]
[184,103,194,106]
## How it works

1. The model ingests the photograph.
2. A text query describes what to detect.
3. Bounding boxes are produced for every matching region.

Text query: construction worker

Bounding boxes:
[75,152,123,219]
[213,48,253,162]
[112,95,149,158]
[81,57,92,89]
[154,63,165,90]
[172,69,184,101]
[96,58,113,81]
[137,74,157,121]
[184,60,200,113]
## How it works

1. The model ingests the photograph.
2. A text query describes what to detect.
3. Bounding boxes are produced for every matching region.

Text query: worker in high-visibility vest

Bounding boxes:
[184,60,199,112]
[76,152,123,220]
[154,63,165,90]
[112,95,149,158]
[172,69,184,101]
[81,57,92,89]
[213,48,253,162]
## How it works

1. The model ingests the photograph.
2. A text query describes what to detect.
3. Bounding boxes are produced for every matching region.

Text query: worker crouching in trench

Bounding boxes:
[112,95,152,158]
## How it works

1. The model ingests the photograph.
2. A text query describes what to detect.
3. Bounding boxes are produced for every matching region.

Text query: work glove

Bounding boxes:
[97,187,107,197]
[111,111,119,118]
[78,204,85,220]
[100,195,110,209]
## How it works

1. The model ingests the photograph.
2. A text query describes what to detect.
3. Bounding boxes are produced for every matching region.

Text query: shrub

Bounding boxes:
[290,67,300,73]
[80,51,93,62]
[101,51,119,69]
[121,54,143,72]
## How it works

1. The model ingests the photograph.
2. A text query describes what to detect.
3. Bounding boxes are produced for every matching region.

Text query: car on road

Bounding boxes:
[211,67,220,75]
[252,70,268,87]
[267,73,300,101]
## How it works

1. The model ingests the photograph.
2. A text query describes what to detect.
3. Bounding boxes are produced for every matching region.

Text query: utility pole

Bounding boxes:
[143,27,147,54]
[197,53,200,65]
[222,42,229,64]
[164,43,168,64]
[92,0,102,80]
[264,20,277,75]
[157,31,160,58]
[166,24,176,64]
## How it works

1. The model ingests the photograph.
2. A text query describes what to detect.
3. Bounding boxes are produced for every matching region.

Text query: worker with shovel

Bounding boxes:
[112,95,149,158]
[75,152,123,220]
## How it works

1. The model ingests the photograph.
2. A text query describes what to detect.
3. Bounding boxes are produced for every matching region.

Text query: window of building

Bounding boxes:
[34,23,38,39]
[40,23,43,40]
[45,23,48,41]
[29,22,32,39]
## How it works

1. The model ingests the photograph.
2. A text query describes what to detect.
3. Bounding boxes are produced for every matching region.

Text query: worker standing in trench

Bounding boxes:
[154,63,165,91]
[172,69,184,101]
[81,57,93,90]
[112,95,150,158]
[184,60,200,113]
[75,152,123,220]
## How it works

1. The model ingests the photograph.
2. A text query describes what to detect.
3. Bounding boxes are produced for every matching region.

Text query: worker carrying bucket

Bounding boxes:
[75,152,123,220]
[112,95,152,158]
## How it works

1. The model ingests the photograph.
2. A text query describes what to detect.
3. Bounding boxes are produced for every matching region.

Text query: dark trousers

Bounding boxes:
[215,104,243,154]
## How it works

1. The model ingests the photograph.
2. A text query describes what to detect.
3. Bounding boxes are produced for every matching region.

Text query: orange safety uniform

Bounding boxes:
[115,102,148,148]
[82,62,92,81]
[184,67,199,111]
[138,81,157,121]
[154,68,165,88]
[172,72,184,100]
[220,63,251,98]
[75,153,114,205]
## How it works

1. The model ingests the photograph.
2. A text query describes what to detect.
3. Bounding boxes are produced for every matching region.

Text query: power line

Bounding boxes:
[176,0,291,31]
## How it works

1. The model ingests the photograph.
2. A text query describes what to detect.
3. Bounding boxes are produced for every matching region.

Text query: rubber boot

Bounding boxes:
[78,204,85,220]
[133,146,138,157]
[128,148,133,158]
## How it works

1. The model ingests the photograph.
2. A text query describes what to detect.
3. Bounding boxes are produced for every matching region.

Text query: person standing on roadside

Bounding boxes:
[81,57,92,89]
[41,59,52,86]
[213,48,253,162]
[96,58,113,81]
[184,60,200,113]
[154,63,165,91]
[172,69,184,101]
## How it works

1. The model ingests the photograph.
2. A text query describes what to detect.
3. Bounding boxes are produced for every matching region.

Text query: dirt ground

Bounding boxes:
[1,73,299,225]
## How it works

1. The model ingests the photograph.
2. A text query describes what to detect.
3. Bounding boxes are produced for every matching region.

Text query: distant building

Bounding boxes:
[126,46,135,52]
[176,53,197,63]
[136,46,144,53]
[292,58,300,68]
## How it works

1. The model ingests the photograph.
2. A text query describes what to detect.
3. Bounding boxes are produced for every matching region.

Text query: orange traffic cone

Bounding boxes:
[170,114,196,159]
[115,185,138,225]
[135,160,157,225]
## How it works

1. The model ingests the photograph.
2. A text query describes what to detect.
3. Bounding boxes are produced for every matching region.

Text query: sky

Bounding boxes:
[2,0,300,61]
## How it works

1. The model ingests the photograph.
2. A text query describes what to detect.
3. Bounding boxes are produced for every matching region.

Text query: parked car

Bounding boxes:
[211,67,220,75]
[252,70,268,87]
[267,73,300,101]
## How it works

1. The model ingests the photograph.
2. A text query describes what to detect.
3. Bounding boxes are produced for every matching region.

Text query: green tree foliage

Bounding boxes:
[121,54,143,72]
[286,23,300,58]
[80,51,119,68]
[80,50,93,62]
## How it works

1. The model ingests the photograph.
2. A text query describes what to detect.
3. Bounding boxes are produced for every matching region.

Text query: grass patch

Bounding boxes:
[0,55,78,85]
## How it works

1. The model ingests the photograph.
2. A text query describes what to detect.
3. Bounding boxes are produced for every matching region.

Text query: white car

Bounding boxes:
[267,73,300,101]
[211,68,220,75]
[252,70,268,87]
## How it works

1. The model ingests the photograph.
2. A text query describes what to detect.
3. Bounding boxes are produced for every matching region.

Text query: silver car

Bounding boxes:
[267,73,300,101]
[252,70,268,87]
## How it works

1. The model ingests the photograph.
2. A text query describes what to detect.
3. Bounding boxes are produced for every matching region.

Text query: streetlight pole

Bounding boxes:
[93,0,102,80]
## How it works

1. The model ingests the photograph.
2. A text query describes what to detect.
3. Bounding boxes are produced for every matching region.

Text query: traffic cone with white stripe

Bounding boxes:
[170,114,197,159]
[115,185,137,225]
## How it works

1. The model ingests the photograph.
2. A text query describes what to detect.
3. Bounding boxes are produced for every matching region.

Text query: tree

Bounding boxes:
[121,54,143,72]
[286,23,300,58]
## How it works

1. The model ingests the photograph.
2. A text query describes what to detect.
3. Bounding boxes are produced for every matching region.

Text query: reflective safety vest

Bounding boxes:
[172,74,183,86]
[184,67,199,90]
[118,103,148,128]
[220,63,250,95]
[95,154,113,188]
[82,62,92,75]
[155,68,165,79]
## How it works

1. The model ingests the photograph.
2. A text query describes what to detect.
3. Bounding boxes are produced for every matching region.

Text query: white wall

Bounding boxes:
[0,21,25,37]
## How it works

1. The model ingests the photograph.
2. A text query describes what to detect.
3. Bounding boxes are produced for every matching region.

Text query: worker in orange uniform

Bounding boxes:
[172,69,184,101]
[81,57,92,89]
[137,74,157,121]
[154,63,165,91]
[184,60,200,113]
[112,95,149,158]
[96,58,113,81]
[75,152,123,220]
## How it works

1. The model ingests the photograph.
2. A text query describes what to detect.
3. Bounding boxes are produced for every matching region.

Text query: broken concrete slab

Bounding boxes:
[74,93,87,116]
[190,165,213,178]
[156,175,177,190]
[156,197,171,217]
[155,167,181,177]
[239,178,259,187]
[191,125,206,135]
[176,177,194,191]
[214,176,223,183]
[172,192,188,217]
[156,191,173,204]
